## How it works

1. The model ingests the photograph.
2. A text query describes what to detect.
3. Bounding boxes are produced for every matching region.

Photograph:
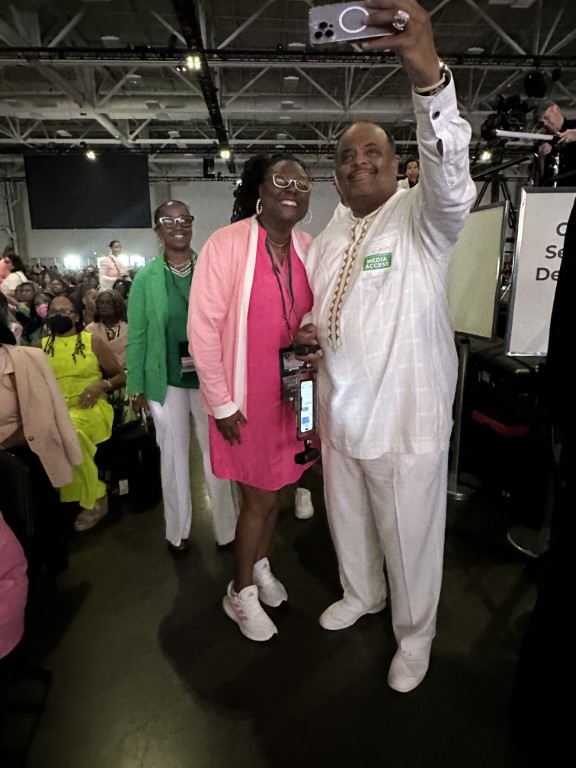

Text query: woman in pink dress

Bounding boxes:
[189,153,319,641]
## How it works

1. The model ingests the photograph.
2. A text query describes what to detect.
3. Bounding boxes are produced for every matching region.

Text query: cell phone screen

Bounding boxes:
[299,379,314,434]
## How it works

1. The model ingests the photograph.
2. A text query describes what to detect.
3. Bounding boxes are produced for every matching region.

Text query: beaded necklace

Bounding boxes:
[164,258,193,277]
[104,322,121,341]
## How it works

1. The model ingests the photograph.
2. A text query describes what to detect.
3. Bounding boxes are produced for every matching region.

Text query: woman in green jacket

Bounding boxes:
[126,200,238,552]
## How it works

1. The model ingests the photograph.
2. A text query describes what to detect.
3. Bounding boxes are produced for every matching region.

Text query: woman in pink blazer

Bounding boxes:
[189,153,319,642]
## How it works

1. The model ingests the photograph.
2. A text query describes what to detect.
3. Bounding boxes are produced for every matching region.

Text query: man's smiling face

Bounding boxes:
[335,122,399,218]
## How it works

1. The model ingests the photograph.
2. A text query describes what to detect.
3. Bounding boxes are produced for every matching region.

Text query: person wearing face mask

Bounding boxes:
[42,295,126,532]
[0,312,82,577]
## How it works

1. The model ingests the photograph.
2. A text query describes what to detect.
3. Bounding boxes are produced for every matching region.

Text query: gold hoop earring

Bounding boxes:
[300,210,313,225]
[256,198,263,216]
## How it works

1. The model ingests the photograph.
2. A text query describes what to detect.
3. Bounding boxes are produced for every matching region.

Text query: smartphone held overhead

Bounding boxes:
[309,2,392,46]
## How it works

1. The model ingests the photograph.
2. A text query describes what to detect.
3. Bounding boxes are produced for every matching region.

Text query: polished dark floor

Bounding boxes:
[8,436,543,768]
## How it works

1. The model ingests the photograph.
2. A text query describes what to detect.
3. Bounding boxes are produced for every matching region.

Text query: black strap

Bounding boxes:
[265,238,298,342]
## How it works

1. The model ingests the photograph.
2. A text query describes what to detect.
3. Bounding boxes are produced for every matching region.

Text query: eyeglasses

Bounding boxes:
[269,174,312,193]
[158,215,194,228]
[47,308,74,317]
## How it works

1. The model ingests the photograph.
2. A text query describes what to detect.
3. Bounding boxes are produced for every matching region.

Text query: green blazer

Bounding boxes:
[126,254,196,404]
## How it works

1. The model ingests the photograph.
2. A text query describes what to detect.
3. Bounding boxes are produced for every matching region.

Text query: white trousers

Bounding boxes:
[322,443,448,656]
[148,386,238,547]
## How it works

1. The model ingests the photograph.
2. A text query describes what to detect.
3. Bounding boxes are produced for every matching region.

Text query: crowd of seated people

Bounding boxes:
[0,251,137,581]
[1,252,136,347]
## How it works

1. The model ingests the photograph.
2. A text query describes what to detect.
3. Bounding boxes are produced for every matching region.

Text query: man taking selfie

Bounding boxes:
[297,0,476,693]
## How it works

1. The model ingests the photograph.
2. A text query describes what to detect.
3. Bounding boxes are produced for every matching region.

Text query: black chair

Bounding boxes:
[0,451,34,558]
[0,447,70,580]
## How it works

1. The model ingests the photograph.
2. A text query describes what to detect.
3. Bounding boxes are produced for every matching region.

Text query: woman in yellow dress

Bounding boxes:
[42,295,126,531]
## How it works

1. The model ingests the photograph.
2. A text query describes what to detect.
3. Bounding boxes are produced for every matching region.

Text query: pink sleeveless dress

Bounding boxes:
[209,226,316,490]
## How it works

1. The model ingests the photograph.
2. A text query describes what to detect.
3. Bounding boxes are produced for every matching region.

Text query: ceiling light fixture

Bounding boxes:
[186,54,202,71]
[85,148,97,160]
[283,75,300,90]
[101,35,120,46]
[219,148,232,161]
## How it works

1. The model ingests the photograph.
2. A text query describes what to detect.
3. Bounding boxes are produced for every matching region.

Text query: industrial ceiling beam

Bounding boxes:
[1,48,576,70]
[171,0,235,173]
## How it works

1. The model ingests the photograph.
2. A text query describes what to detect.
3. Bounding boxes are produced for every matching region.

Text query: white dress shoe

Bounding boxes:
[387,649,430,693]
[319,597,386,630]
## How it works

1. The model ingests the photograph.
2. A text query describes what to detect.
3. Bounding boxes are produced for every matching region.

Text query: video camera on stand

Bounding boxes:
[279,343,321,464]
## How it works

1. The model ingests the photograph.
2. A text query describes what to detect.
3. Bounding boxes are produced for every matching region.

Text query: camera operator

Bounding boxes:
[535,99,576,186]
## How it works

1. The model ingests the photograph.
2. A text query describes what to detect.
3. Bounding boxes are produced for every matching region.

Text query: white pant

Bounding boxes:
[148,386,238,547]
[322,444,448,656]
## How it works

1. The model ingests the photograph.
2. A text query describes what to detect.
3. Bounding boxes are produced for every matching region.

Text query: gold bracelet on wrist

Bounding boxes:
[413,66,451,97]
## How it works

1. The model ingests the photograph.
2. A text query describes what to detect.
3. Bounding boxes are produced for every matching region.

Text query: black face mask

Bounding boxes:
[46,315,75,335]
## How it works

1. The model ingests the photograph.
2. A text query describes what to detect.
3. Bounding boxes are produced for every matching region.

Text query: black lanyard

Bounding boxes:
[265,238,298,343]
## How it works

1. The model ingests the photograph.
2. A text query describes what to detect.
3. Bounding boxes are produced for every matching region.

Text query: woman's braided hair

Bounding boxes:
[43,295,86,363]
[230,152,308,223]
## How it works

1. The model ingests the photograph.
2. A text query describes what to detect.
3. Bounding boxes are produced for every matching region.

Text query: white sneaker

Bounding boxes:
[319,597,386,630]
[222,581,278,641]
[294,487,314,519]
[387,649,430,693]
[253,557,288,607]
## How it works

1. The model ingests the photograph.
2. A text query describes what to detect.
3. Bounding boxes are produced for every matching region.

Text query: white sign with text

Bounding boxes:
[506,188,576,356]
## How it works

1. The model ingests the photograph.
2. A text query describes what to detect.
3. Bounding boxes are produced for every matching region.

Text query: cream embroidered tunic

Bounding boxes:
[305,80,477,459]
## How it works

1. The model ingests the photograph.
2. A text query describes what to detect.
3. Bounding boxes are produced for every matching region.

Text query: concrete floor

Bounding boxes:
[6,445,538,768]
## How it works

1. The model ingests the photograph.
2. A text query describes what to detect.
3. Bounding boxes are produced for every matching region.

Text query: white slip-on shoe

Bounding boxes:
[319,597,386,630]
[387,649,430,693]
[253,557,288,607]
[294,488,314,519]
[222,581,278,641]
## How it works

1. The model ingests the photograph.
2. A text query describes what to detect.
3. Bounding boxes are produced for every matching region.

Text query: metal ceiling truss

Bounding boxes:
[0,0,576,169]
[170,0,235,172]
